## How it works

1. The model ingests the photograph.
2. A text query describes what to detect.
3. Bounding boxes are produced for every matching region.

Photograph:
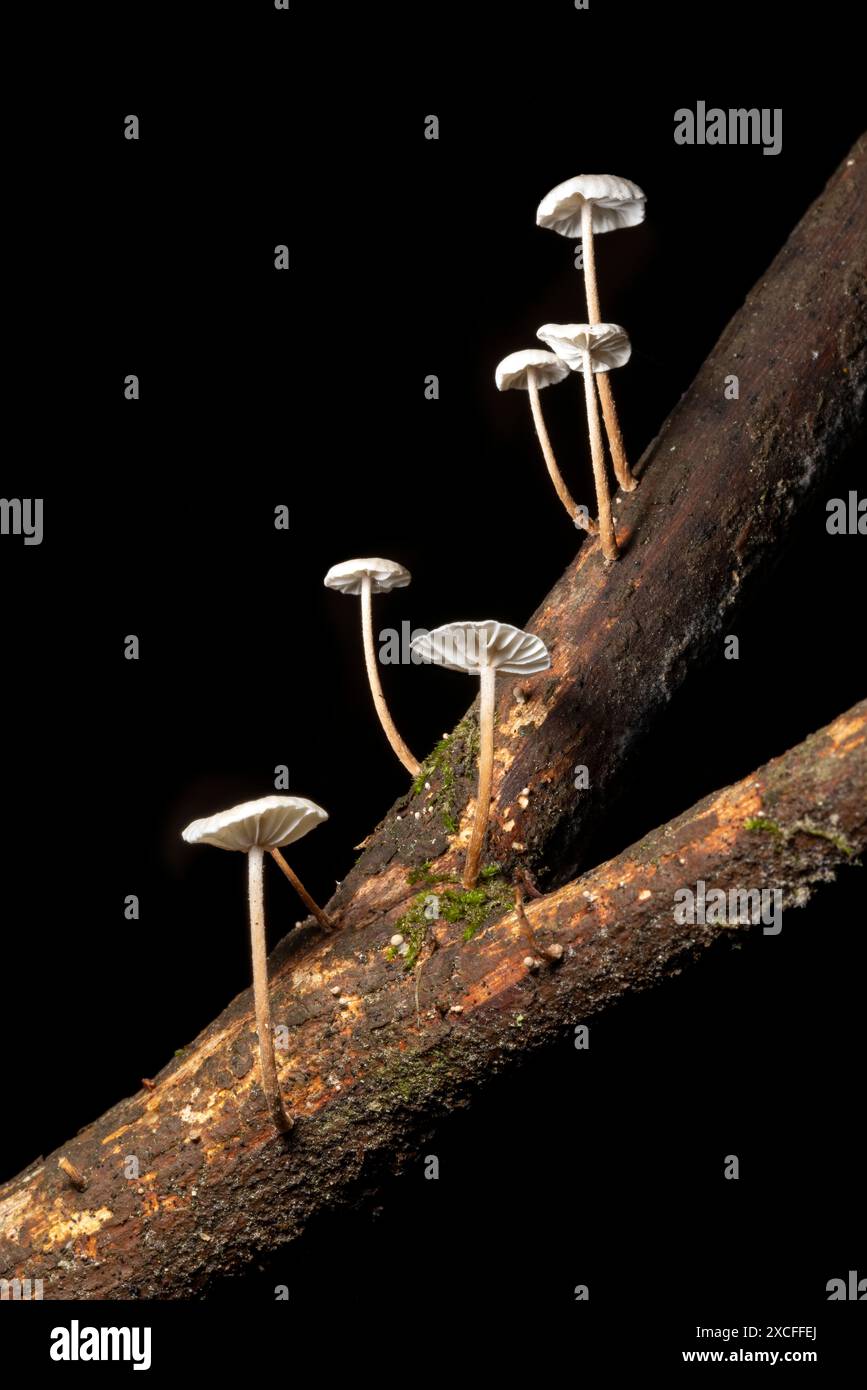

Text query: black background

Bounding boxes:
[2,0,864,1365]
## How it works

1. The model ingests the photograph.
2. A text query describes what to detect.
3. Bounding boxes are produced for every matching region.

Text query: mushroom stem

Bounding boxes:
[580,199,603,324]
[582,359,619,562]
[596,374,637,492]
[360,574,421,776]
[269,848,334,931]
[248,847,292,1132]
[526,367,597,533]
[581,200,637,493]
[462,661,496,889]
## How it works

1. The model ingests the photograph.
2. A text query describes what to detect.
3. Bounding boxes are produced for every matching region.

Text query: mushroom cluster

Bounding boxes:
[180,172,653,1134]
[496,173,646,560]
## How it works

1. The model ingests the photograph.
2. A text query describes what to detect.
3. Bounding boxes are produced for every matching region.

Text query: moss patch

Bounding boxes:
[412,714,480,834]
[744,816,784,836]
[388,869,512,968]
[745,815,856,857]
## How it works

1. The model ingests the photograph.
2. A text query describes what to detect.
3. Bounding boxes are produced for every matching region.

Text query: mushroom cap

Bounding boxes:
[536,322,632,374]
[182,795,328,853]
[410,621,551,676]
[495,349,571,392]
[323,557,411,596]
[536,174,646,238]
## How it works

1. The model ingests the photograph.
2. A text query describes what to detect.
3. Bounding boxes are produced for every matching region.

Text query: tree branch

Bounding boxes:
[337,135,866,911]
[2,139,865,1300]
[1,701,864,1297]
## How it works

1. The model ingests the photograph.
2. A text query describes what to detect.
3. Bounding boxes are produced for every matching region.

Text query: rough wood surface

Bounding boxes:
[1,701,864,1298]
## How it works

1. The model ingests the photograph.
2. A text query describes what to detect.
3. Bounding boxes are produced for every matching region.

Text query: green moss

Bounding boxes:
[407,860,435,886]
[389,893,434,971]
[390,876,513,969]
[411,714,480,833]
[744,816,783,836]
[745,815,856,857]
[791,819,856,857]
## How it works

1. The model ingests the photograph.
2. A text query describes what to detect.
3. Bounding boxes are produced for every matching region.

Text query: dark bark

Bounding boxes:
[1,701,864,1297]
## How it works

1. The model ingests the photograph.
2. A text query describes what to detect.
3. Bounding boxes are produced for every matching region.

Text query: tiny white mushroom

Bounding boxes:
[536,174,645,492]
[324,558,420,776]
[182,795,331,1132]
[537,323,632,563]
[495,348,596,534]
[410,621,550,888]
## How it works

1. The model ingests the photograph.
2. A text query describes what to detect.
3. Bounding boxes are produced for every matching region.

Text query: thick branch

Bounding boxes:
[2,702,864,1297]
[337,136,866,912]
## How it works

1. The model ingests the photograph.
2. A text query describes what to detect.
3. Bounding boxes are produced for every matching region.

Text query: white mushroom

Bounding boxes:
[536,174,645,492]
[495,349,596,534]
[410,621,550,888]
[537,323,632,562]
[182,794,331,1132]
[324,558,420,777]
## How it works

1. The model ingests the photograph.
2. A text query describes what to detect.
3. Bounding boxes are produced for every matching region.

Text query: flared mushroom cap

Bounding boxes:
[411,621,550,676]
[324,558,411,596]
[182,796,328,853]
[536,322,632,374]
[495,349,571,392]
[536,174,646,238]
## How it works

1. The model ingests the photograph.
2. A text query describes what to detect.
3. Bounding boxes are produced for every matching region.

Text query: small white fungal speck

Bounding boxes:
[424,781,431,790]
[330,985,340,996]
[390,933,405,947]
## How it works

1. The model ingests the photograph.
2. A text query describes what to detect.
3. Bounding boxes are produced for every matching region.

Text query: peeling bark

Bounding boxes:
[1,702,863,1298]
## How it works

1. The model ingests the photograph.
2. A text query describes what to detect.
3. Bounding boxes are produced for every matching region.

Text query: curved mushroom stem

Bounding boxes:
[582,360,619,563]
[360,574,421,777]
[248,847,292,1133]
[462,662,496,889]
[581,201,637,493]
[269,848,333,932]
[526,366,597,533]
